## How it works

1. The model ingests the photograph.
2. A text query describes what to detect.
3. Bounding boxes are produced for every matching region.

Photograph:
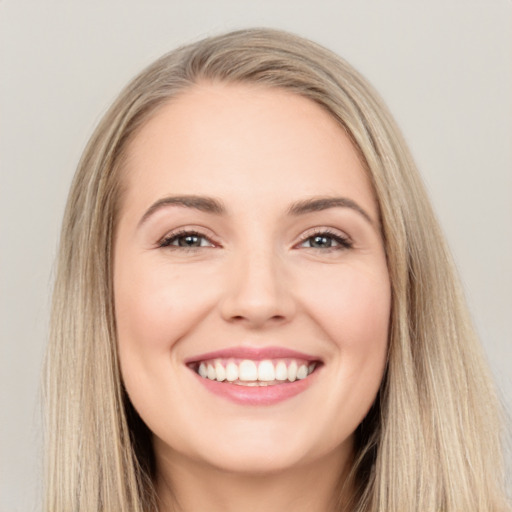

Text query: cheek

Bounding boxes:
[302,261,390,384]
[114,258,218,355]
[306,261,390,338]
[303,264,390,438]
[113,258,221,431]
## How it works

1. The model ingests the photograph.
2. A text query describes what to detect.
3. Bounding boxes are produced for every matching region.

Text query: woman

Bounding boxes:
[44,28,510,511]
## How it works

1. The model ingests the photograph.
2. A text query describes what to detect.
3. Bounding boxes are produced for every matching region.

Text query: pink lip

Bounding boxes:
[190,370,319,406]
[185,346,321,406]
[184,346,320,364]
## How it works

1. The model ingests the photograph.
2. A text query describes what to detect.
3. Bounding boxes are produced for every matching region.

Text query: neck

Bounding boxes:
[155,446,354,512]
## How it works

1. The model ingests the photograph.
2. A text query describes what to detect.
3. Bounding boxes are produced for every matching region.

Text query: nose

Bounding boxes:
[219,249,296,328]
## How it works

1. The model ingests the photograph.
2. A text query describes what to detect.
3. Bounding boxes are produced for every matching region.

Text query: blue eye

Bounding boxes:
[300,232,352,250]
[159,231,214,249]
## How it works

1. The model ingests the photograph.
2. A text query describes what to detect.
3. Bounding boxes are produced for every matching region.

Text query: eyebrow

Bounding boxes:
[138,195,226,226]
[138,194,374,227]
[287,196,374,225]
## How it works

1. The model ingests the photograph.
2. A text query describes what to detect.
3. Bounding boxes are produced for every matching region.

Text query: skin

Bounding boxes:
[114,83,391,512]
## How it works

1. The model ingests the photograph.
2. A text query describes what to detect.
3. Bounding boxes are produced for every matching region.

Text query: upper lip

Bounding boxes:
[184,346,321,364]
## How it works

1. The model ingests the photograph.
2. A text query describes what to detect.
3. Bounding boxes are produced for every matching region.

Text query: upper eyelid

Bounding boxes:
[296,226,351,242]
[160,225,217,238]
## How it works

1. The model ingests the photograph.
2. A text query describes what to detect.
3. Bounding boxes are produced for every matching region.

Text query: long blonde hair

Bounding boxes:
[44,28,510,511]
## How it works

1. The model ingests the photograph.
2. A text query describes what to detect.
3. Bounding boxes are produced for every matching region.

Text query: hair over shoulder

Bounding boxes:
[44,28,511,511]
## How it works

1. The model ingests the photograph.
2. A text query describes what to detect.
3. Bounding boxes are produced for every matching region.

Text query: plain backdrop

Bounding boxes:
[1,1,511,510]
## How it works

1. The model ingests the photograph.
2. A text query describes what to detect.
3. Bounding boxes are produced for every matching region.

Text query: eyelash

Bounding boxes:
[158,228,353,251]
[297,229,353,251]
[158,229,215,249]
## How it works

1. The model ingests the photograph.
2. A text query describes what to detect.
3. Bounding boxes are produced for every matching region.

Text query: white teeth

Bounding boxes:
[215,361,226,381]
[258,360,275,381]
[239,360,258,381]
[288,361,297,382]
[198,362,207,378]
[195,358,318,384]
[226,361,239,382]
[275,361,288,381]
[297,364,308,380]
[207,364,216,380]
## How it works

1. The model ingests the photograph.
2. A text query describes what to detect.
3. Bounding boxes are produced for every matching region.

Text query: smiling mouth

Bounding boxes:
[187,358,319,386]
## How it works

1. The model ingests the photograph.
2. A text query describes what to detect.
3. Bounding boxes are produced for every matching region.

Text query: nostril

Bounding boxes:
[229,313,287,325]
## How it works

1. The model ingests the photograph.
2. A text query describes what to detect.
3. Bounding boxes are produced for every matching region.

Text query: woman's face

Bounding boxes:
[114,83,390,476]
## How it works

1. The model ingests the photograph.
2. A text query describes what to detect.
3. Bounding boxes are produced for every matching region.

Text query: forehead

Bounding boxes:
[120,82,376,218]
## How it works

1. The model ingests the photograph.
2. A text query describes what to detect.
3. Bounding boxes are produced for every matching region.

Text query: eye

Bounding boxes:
[299,230,352,250]
[159,230,215,249]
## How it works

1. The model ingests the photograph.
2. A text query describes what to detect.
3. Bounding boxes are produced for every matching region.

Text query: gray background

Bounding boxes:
[1,1,511,510]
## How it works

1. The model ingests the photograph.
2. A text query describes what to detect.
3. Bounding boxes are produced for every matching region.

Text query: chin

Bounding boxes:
[155,421,352,477]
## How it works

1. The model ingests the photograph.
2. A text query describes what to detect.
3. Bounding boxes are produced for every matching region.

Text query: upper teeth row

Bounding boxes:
[197,359,316,383]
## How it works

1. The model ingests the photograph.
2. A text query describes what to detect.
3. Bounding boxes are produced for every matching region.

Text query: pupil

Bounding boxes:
[179,235,200,247]
[312,235,331,248]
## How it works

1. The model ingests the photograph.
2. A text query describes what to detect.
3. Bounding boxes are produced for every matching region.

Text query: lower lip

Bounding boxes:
[191,371,317,406]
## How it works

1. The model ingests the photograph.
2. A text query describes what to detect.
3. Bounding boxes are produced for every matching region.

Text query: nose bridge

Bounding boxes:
[220,243,294,326]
